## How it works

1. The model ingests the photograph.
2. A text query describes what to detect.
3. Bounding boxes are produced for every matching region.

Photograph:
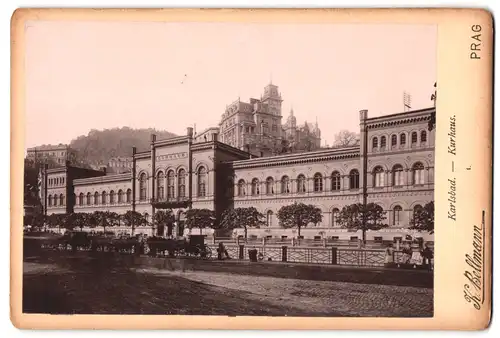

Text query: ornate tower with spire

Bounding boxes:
[218,81,321,156]
[261,82,283,117]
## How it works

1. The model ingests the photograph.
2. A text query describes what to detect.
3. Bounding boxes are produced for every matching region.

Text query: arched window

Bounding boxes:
[102,191,107,205]
[79,193,84,206]
[372,137,378,149]
[109,190,115,204]
[86,192,91,205]
[331,171,341,191]
[393,205,402,226]
[48,195,52,206]
[266,210,273,227]
[297,174,306,193]
[411,131,418,145]
[391,134,397,147]
[281,176,290,194]
[157,171,165,200]
[413,204,423,222]
[413,162,425,185]
[167,170,175,199]
[266,177,274,194]
[373,166,385,187]
[126,189,132,203]
[349,169,360,189]
[331,208,339,227]
[118,190,123,203]
[59,194,64,206]
[251,178,260,195]
[392,164,404,187]
[94,192,99,205]
[198,167,207,197]
[139,173,147,201]
[400,133,406,146]
[421,130,427,143]
[313,173,323,192]
[380,136,387,148]
[178,169,186,198]
[237,179,246,196]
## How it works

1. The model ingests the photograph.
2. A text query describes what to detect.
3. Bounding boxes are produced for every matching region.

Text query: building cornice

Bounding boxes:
[74,173,132,186]
[366,107,435,130]
[230,146,360,169]
[154,135,189,147]
[46,167,68,174]
[135,151,151,159]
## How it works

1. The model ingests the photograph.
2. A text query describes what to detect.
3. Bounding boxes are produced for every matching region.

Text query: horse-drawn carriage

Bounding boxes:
[146,234,212,259]
[37,231,141,253]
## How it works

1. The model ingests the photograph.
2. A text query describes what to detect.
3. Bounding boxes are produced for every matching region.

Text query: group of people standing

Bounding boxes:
[384,240,434,270]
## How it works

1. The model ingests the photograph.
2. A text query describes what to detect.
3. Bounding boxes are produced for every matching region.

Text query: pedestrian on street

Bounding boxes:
[421,243,434,271]
[402,243,412,264]
[217,242,230,260]
[384,243,394,267]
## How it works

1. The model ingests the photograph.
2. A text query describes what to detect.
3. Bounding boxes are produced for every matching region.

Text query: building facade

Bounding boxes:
[216,83,322,157]
[107,156,133,174]
[39,107,435,241]
[27,144,78,167]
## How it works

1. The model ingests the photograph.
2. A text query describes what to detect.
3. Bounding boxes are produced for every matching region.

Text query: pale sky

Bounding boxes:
[24,21,436,148]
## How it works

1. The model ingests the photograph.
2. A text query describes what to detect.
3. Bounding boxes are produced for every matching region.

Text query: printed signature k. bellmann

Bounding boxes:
[463,211,486,310]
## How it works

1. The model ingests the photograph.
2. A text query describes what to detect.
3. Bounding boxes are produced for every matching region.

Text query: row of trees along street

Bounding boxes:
[220,201,434,241]
[26,201,434,242]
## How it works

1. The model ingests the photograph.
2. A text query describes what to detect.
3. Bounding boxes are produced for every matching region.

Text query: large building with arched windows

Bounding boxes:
[39,107,435,241]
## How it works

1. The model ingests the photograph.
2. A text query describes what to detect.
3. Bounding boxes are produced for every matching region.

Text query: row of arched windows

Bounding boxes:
[236,162,427,197]
[77,189,132,206]
[237,170,360,197]
[48,177,65,187]
[372,162,425,187]
[262,204,425,228]
[372,130,428,150]
[47,194,65,207]
[138,166,208,201]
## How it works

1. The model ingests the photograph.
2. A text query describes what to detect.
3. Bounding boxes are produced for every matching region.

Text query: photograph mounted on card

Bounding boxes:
[10,8,492,330]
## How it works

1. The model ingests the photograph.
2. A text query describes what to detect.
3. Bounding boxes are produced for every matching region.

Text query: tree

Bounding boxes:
[220,207,265,240]
[185,208,216,235]
[46,213,61,231]
[29,213,46,230]
[108,211,121,228]
[409,201,434,234]
[92,211,119,233]
[152,209,175,236]
[337,203,388,243]
[59,213,76,231]
[122,210,146,235]
[277,202,323,238]
[62,213,86,231]
[333,130,359,147]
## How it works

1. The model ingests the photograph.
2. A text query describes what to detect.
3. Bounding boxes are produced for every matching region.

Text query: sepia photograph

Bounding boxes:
[20,17,438,318]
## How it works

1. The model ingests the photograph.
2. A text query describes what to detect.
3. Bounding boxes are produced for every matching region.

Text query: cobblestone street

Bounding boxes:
[135,268,433,317]
[23,254,433,317]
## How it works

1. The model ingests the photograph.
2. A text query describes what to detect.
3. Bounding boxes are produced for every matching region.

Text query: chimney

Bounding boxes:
[150,134,157,144]
[132,146,137,156]
[187,127,194,138]
[359,109,368,121]
[212,133,218,142]
[260,151,264,157]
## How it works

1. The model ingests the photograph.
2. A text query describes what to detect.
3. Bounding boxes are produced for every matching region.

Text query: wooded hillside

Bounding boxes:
[70,127,177,166]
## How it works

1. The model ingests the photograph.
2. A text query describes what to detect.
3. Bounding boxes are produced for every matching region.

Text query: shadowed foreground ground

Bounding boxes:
[23,254,433,317]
